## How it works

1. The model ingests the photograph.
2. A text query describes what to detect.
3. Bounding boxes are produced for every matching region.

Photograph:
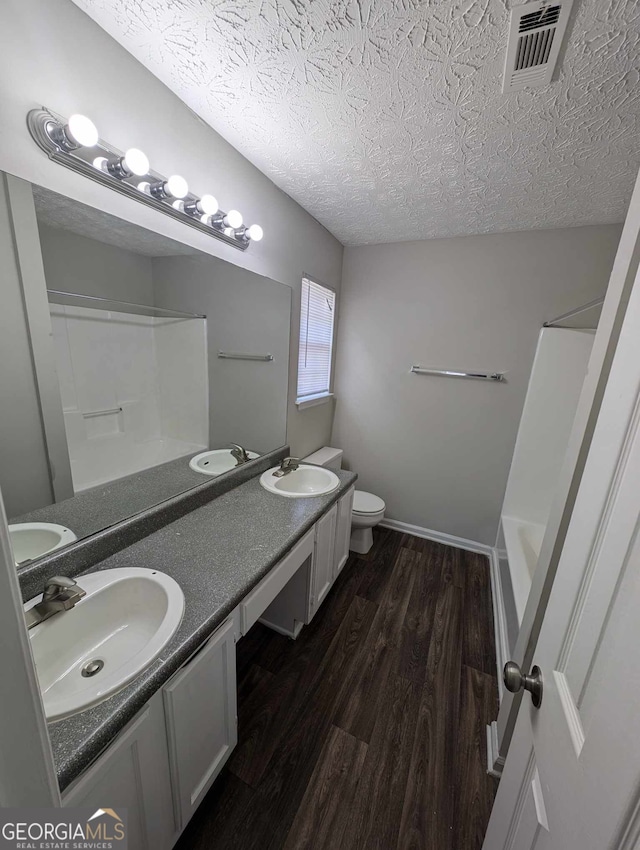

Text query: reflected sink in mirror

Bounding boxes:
[25,567,184,720]
[260,464,340,498]
[9,523,77,565]
[189,448,260,477]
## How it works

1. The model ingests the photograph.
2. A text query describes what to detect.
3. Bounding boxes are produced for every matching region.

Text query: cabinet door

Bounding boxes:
[163,617,237,830]
[62,692,175,850]
[309,503,337,620]
[333,487,355,578]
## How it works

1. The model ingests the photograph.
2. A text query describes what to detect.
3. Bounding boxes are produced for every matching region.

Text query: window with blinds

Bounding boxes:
[297,276,336,403]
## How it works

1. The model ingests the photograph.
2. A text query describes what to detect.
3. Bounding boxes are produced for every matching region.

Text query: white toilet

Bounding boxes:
[303,446,386,555]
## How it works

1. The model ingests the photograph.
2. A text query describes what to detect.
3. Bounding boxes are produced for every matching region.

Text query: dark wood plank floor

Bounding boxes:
[176,528,499,850]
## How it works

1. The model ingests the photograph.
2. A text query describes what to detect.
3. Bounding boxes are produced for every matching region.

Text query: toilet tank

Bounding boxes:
[304,446,343,470]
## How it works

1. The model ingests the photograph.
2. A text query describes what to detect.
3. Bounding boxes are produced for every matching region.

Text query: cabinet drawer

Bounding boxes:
[240,527,315,634]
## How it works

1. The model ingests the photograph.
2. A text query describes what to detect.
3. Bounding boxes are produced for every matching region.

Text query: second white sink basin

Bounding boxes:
[260,464,340,498]
[9,522,77,565]
[26,567,184,720]
[189,448,259,476]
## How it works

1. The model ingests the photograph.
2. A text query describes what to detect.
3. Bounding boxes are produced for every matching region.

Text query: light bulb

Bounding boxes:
[123,148,149,177]
[103,148,150,179]
[67,114,99,147]
[185,194,219,217]
[137,181,151,194]
[224,209,243,229]
[198,194,218,215]
[247,224,264,242]
[93,156,108,171]
[172,199,185,212]
[47,114,99,151]
[166,174,188,199]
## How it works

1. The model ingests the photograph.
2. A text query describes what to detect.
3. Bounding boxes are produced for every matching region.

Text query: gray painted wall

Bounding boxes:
[152,255,290,454]
[331,225,622,546]
[0,0,343,460]
[38,225,154,304]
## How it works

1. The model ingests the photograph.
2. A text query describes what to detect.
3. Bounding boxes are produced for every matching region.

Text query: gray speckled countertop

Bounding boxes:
[12,449,268,544]
[49,467,356,792]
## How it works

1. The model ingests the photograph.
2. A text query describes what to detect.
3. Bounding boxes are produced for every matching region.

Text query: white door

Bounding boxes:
[484,261,640,849]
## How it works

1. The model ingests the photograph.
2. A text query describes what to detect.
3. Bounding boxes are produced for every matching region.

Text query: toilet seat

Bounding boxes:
[352,490,385,515]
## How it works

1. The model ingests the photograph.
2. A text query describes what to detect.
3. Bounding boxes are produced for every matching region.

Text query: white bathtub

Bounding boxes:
[501,515,546,625]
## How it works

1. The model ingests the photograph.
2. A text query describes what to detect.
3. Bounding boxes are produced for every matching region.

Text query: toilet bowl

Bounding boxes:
[350,490,386,555]
[303,447,386,556]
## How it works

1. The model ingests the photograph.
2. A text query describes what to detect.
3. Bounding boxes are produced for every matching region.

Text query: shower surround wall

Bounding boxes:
[50,304,208,491]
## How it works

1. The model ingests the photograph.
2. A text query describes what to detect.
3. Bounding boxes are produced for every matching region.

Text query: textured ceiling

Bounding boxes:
[33,185,201,256]
[72,0,640,246]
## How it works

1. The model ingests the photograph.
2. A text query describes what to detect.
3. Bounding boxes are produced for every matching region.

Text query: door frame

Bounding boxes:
[0,485,60,806]
[491,168,640,771]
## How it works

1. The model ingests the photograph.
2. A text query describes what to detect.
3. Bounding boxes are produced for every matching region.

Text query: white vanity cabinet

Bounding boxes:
[163,616,237,830]
[307,487,355,622]
[310,503,337,619]
[58,487,354,848]
[62,691,176,850]
[334,486,355,578]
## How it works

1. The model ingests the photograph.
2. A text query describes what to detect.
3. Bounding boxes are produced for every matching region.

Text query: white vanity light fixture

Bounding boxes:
[27,107,258,251]
[46,113,99,151]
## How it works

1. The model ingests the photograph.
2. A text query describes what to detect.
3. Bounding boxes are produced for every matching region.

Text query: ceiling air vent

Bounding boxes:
[502,0,574,93]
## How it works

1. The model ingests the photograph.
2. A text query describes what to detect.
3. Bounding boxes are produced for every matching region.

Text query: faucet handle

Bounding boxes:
[43,575,79,601]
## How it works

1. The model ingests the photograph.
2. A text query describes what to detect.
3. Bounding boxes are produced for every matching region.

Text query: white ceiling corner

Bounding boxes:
[71,0,640,246]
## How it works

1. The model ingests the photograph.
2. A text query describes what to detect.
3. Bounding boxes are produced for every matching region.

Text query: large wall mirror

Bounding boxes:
[0,172,291,567]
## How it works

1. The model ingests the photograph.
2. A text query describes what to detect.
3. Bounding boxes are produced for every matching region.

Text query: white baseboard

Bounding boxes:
[378,519,493,556]
[486,721,505,779]
[489,547,510,704]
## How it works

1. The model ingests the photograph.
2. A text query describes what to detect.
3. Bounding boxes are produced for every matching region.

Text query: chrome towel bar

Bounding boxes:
[410,366,506,382]
[82,407,123,419]
[218,351,274,362]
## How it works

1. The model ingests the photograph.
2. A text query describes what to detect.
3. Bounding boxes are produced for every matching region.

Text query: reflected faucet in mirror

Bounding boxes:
[25,576,86,630]
[229,443,252,465]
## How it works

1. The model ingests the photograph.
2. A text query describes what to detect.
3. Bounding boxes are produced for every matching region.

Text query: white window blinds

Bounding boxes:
[297,276,336,401]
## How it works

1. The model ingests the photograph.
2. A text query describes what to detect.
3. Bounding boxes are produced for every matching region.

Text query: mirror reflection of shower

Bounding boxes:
[49,294,208,492]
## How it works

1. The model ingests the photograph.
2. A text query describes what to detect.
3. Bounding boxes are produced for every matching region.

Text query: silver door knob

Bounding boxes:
[503,661,543,708]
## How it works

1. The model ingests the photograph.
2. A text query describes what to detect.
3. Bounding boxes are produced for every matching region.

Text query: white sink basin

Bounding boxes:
[189,448,259,476]
[260,464,340,498]
[25,567,184,720]
[9,522,77,565]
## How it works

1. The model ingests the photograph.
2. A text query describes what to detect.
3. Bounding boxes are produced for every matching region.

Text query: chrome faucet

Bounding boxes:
[273,457,301,478]
[25,576,86,630]
[229,443,251,465]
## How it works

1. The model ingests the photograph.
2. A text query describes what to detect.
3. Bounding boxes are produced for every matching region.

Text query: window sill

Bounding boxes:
[295,392,335,410]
